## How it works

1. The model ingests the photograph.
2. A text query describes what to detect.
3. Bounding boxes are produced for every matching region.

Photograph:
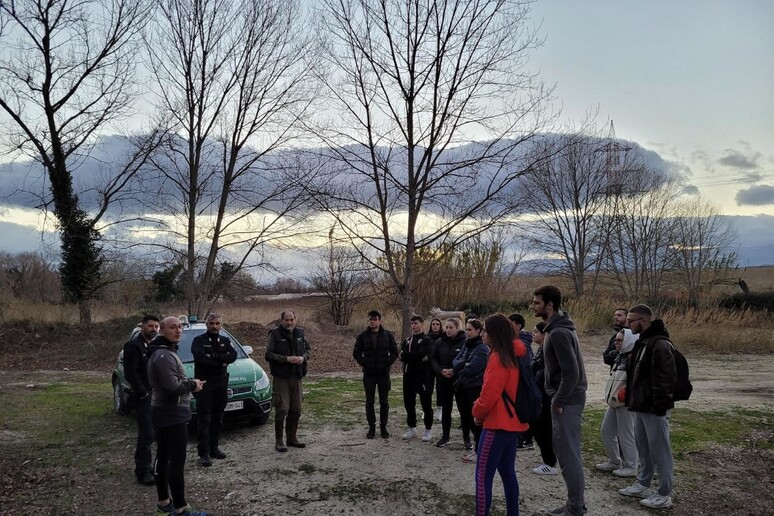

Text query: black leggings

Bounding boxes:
[530,394,557,467]
[154,422,188,509]
[455,384,482,449]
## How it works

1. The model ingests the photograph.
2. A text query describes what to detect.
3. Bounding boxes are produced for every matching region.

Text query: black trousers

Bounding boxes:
[531,393,557,467]
[133,395,154,476]
[455,384,483,449]
[363,373,391,428]
[436,376,455,439]
[195,376,228,455]
[154,422,188,509]
[403,373,433,429]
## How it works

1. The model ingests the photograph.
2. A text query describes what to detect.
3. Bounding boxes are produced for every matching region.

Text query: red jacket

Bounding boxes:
[472,339,529,432]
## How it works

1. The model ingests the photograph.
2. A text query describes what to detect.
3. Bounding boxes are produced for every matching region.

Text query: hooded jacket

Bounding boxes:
[452,336,489,389]
[543,312,588,407]
[146,336,196,428]
[625,319,677,416]
[353,325,399,376]
[431,330,465,374]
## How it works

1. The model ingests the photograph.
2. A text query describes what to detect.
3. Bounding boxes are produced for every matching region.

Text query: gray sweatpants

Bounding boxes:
[552,401,586,515]
[634,411,674,496]
[601,405,638,469]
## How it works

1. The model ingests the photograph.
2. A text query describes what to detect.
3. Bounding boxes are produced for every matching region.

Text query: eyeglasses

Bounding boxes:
[627,317,643,324]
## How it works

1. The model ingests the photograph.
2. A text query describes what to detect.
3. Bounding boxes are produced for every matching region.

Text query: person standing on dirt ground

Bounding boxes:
[266,309,311,453]
[353,310,399,439]
[603,308,628,369]
[529,322,559,477]
[532,285,587,516]
[428,317,444,422]
[509,313,535,451]
[453,318,489,463]
[123,314,160,486]
[191,313,237,467]
[431,317,465,448]
[618,305,676,510]
[147,316,210,516]
[400,315,434,442]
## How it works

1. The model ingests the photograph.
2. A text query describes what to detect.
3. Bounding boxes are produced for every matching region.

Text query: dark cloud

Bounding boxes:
[682,184,700,195]
[735,184,774,206]
[718,149,761,169]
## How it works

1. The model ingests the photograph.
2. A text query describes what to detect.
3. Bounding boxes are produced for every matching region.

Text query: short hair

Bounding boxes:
[508,313,526,328]
[535,321,547,333]
[534,285,562,311]
[280,309,296,320]
[628,304,653,319]
[367,309,382,319]
[410,315,424,323]
[142,315,160,324]
[467,318,484,331]
[614,308,628,314]
[206,313,222,323]
[446,317,462,329]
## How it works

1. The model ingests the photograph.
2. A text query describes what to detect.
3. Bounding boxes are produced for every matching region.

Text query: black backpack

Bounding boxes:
[501,354,542,423]
[667,341,693,402]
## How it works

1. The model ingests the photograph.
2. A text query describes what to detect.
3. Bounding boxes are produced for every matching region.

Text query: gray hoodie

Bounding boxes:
[543,312,587,407]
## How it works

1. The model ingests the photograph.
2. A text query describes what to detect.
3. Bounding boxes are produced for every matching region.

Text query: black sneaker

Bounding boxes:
[380,426,390,438]
[366,427,376,439]
[463,438,473,451]
[137,470,155,486]
[435,436,450,448]
[155,502,174,516]
[210,448,227,459]
[176,505,212,516]
[198,455,212,467]
[517,439,534,450]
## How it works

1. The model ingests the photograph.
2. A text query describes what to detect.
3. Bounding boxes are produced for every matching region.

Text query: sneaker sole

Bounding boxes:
[619,490,652,499]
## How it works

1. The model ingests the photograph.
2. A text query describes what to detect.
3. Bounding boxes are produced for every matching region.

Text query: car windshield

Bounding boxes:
[176,328,249,364]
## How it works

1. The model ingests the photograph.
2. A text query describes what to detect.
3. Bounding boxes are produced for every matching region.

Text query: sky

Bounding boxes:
[528,0,774,216]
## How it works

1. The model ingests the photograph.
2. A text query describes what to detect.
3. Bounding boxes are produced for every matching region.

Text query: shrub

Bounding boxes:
[719,292,774,312]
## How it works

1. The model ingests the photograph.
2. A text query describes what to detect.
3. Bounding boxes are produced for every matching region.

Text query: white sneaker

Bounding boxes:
[434,408,442,422]
[402,427,417,440]
[613,466,637,477]
[595,461,620,472]
[462,450,476,462]
[421,428,432,442]
[532,464,559,475]
[619,483,653,499]
[640,494,673,509]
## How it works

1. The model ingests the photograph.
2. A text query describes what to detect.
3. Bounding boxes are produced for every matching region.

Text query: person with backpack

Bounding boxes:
[471,313,529,516]
[453,318,489,462]
[618,304,676,510]
[597,328,638,477]
[529,322,559,476]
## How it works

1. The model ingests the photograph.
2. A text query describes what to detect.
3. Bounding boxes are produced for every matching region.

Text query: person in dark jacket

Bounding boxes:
[453,318,489,462]
[428,317,444,421]
[532,285,587,516]
[509,313,535,449]
[266,309,311,452]
[618,305,676,510]
[123,315,159,485]
[147,316,209,516]
[431,317,465,447]
[191,313,237,467]
[529,322,559,476]
[400,315,434,441]
[603,308,628,368]
[353,310,399,438]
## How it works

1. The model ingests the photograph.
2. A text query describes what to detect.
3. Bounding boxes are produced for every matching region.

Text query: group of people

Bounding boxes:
[122,286,680,516]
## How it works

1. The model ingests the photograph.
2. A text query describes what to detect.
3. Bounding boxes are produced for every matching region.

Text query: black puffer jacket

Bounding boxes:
[452,336,489,388]
[625,319,677,416]
[431,330,465,374]
[353,326,399,375]
[123,333,152,399]
[532,345,547,395]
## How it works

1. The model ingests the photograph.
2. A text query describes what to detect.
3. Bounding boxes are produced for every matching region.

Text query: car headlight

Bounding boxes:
[254,373,270,391]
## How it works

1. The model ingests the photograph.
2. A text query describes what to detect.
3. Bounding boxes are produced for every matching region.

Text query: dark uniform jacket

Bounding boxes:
[265,327,311,379]
[191,332,237,380]
[400,333,433,376]
[625,319,677,416]
[353,326,399,376]
[431,330,465,374]
[147,337,196,428]
[123,333,152,399]
[452,336,489,389]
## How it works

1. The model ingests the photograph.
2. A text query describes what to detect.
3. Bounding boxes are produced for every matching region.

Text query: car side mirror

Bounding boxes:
[243,345,253,355]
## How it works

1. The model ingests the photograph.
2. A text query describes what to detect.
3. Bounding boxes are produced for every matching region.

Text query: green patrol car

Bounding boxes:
[112,321,272,427]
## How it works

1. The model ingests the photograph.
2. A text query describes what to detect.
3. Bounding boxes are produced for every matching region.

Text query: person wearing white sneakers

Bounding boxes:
[400,315,435,442]
[618,305,676,510]
[427,317,444,423]
[597,329,638,478]
[529,322,559,477]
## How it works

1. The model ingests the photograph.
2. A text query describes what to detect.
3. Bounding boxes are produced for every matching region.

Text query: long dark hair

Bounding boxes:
[484,313,518,368]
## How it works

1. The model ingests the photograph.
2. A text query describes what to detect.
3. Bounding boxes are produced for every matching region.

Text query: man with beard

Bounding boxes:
[147,316,209,516]
[617,304,676,510]
[603,308,628,368]
[266,309,311,452]
[123,315,160,485]
[191,313,237,467]
[532,285,587,516]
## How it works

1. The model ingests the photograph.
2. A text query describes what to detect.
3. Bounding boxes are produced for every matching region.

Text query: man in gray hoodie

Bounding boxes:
[532,285,587,516]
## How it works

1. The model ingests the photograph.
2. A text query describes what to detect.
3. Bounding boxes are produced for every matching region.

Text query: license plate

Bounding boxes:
[225,401,243,411]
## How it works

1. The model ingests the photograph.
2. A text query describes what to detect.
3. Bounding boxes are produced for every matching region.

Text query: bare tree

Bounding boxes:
[307,0,552,337]
[0,0,154,324]
[144,0,317,318]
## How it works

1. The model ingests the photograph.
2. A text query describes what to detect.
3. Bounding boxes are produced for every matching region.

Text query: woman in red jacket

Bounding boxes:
[472,313,529,516]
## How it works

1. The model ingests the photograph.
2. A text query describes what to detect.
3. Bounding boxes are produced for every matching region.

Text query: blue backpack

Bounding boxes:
[501,354,542,423]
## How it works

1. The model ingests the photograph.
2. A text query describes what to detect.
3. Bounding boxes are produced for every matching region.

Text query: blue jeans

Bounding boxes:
[634,411,674,496]
[475,428,520,516]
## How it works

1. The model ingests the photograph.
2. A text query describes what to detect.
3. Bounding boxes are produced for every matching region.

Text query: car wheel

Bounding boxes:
[113,378,129,415]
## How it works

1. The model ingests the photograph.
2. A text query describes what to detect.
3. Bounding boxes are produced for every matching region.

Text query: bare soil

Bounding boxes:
[1,328,772,515]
